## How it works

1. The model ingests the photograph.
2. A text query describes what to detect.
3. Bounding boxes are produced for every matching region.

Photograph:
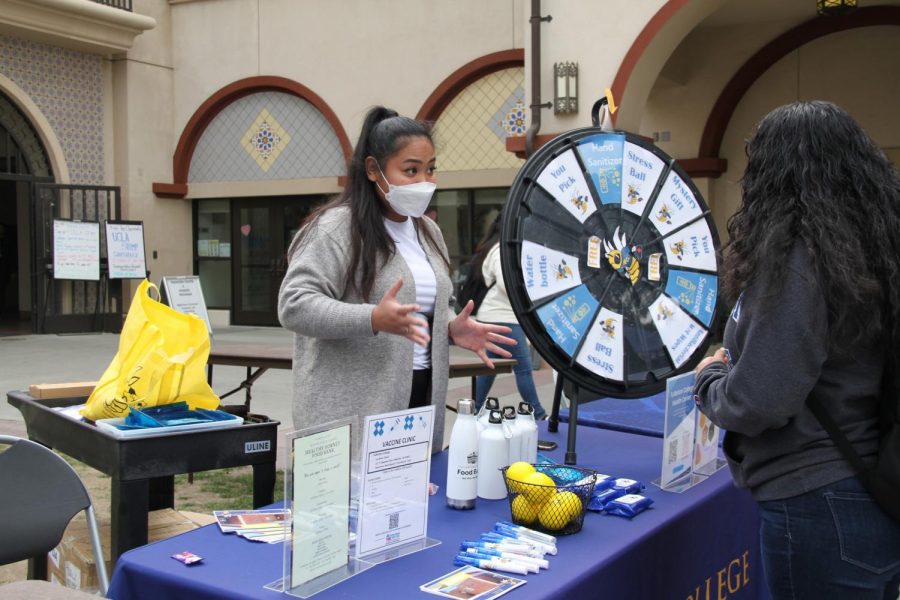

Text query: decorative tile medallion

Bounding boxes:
[488,85,527,142]
[501,101,527,136]
[189,91,345,182]
[241,108,291,172]
[435,68,525,172]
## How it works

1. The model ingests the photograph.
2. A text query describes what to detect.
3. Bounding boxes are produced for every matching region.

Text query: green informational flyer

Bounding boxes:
[291,423,351,585]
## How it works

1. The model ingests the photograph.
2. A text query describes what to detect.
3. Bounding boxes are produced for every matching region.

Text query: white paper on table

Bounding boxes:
[356,405,435,558]
[291,423,351,586]
[694,411,720,472]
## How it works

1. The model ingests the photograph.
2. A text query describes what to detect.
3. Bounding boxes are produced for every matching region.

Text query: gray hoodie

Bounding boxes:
[695,244,881,501]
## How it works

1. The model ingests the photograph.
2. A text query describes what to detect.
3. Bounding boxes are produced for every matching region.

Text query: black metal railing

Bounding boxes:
[91,0,132,12]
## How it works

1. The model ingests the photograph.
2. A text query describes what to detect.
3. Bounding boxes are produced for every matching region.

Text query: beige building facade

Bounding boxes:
[1,0,898,331]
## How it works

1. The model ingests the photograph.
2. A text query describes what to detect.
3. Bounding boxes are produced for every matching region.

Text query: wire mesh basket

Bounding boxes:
[501,464,596,535]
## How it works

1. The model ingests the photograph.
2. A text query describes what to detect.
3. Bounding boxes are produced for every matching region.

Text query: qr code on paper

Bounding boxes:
[388,512,399,530]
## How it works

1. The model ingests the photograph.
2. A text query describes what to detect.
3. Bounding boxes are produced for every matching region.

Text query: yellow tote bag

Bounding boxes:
[82,279,220,421]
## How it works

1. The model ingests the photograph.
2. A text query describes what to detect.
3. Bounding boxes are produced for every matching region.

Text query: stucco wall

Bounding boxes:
[639,20,900,239]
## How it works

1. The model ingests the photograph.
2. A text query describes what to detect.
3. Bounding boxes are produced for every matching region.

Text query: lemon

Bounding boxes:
[521,471,556,505]
[505,462,536,493]
[510,494,540,525]
[537,491,582,531]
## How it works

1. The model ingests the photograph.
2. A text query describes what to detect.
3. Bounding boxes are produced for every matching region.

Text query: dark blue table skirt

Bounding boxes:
[559,392,667,437]
[108,422,767,600]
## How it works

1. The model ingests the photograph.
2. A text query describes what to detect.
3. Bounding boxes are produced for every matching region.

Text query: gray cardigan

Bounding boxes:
[278,206,454,455]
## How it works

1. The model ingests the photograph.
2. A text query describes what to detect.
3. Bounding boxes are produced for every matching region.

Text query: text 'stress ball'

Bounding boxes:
[500,129,721,398]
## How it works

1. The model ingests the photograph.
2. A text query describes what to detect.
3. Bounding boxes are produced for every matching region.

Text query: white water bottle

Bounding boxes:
[516,402,539,464]
[477,397,500,434]
[446,399,479,509]
[502,406,525,464]
[477,410,509,500]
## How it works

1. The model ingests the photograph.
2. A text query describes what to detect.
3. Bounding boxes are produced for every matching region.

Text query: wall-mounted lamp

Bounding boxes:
[554,62,578,115]
[816,0,857,16]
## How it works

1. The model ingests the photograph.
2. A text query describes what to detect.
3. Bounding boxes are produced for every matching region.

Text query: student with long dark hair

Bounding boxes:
[278,106,515,452]
[471,212,546,418]
[693,101,900,598]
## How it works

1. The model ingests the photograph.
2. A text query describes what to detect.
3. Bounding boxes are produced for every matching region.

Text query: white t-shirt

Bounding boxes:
[384,217,437,369]
[474,243,517,323]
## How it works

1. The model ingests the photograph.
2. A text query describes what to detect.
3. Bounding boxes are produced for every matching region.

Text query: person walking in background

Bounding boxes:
[278,106,515,453]
[472,213,547,419]
[693,101,900,598]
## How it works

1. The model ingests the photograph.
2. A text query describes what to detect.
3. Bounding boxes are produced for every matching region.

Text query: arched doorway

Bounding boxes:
[0,90,52,333]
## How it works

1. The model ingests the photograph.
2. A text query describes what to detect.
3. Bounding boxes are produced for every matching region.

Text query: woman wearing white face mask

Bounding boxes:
[278,106,515,453]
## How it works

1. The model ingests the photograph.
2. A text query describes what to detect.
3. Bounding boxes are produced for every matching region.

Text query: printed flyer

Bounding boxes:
[291,423,351,585]
[694,411,722,476]
[356,406,434,558]
[420,565,526,599]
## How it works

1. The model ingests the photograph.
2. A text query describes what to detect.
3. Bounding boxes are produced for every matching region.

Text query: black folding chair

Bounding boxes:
[0,435,108,597]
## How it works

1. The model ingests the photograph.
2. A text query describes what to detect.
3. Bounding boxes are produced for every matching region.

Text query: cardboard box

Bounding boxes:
[47,509,201,593]
[29,381,97,399]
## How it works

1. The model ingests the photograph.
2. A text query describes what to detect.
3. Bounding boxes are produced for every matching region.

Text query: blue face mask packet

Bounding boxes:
[587,487,624,511]
[592,474,613,492]
[611,478,643,494]
[604,494,654,518]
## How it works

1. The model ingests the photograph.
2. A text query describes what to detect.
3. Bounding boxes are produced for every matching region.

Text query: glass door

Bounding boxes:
[232,196,326,326]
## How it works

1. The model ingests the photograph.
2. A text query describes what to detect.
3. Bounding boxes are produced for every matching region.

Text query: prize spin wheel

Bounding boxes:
[500,101,722,463]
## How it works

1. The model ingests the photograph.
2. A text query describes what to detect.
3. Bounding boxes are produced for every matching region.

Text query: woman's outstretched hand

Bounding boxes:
[371,278,430,346]
[449,300,516,368]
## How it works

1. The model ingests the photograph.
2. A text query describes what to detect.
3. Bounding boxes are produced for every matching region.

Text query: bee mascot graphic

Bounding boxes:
[603,226,642,285]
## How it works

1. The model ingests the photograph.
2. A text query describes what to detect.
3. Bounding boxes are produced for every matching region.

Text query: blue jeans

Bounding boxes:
[758,476,900,599]
[474,323,546,418]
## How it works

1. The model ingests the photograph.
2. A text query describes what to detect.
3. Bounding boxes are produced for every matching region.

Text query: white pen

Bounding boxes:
[496,521,558,545]
[462,546,549,570]
[454,554,530,576]
[493,527,558,555]
[465,539,546,559]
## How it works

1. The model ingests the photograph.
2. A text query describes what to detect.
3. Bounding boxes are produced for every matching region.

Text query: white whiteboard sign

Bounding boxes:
[53,219,100,281]
[161,276,213,335]
[105,221,147,279]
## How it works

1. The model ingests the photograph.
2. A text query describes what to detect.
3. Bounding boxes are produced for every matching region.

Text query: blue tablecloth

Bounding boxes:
[108,422,767,599]
[559,392,667,437]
